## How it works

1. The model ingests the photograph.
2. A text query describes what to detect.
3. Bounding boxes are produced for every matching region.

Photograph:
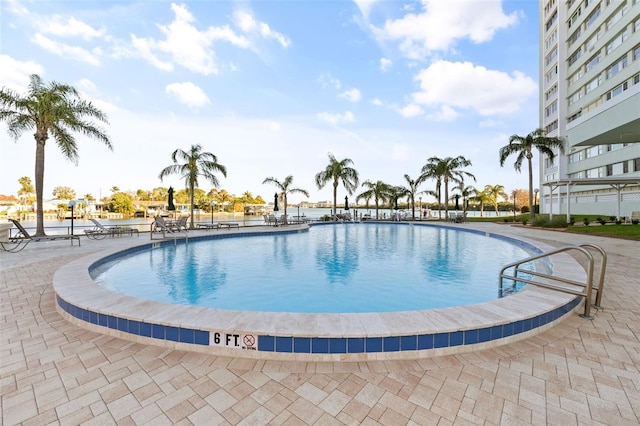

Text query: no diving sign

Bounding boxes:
[211,332,257,350]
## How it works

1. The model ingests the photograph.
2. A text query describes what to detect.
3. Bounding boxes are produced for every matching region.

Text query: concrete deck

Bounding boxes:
[1,223,639,424]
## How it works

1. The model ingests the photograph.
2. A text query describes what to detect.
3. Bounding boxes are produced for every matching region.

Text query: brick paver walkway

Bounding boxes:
[1,224,639,425]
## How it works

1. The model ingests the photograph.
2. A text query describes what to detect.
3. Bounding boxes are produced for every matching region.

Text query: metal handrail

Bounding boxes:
[499,244,607,319]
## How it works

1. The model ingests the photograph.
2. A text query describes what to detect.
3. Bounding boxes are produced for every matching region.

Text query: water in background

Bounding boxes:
[9,207,512,235]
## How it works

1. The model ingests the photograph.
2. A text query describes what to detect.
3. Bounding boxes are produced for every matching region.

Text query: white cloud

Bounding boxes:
[31,33,101,65]
[397,103,424,118]
[479,119,503,128]
[371,0,519,59]
[130,3,250,75]
[412,60,537,116]
[353,0,380,20]
[371,98,383,106]
[380,57,392,72]
[0,55,44,91]
[429,105,458,122]
[165,82,210,108]
[233,10,291,48]
[339,88,362,103]
[317,111,355,125]
[40,15,105,40]
[317,72,341,90]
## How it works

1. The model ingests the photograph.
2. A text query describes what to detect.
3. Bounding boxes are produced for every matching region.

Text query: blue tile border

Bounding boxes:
[56,223,582,357]
[56,295,581,355]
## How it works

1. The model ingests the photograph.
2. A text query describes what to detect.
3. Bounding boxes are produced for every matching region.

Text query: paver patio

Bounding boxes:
[1,223,638,425]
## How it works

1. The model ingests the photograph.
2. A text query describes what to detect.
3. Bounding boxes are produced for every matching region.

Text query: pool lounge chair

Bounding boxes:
[84,218,139,239]
[1,219,80,253]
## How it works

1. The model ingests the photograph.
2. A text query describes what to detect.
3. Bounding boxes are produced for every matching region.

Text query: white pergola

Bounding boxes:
[542,176,640,221]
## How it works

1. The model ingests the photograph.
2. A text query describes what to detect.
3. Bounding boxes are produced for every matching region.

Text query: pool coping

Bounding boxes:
[53,223,586,361]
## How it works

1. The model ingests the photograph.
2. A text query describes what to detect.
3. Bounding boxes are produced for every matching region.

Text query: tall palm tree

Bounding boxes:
[358,180,392,219]
[483,184,508,215]
[499,128,564,219]
[453,180,475,213]
[421,156,475,219]
[398,174,423,219]
[420,158,443,218]
[0,74,112,235]
[469,187,491,217]
[159,144,227,229]
[315,153,359,215]
[262,175,309,221]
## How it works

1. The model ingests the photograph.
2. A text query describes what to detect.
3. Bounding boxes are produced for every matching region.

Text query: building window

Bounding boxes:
[568,89,583,106]
[606,55,627,79]
[634,158,640,172]
[606,3,628,31]
[569,68,584,85]
[568,28,582,46]
[585,5,601,29]
[606,30,628,55]
[546,100,558,117]
[568,49,582,66]
[606,81,628,100]
[586,53,601,72]
[547,10,558,31]
[546,30,558,49]
[585,76,601,94]
[546,47,558,66]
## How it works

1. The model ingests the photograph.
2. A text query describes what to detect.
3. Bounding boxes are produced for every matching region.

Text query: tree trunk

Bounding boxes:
[189,187,195,229]
[444,179,449,218]
[332,181,338,216]
[34,137,46,236]
[527,155,534,220]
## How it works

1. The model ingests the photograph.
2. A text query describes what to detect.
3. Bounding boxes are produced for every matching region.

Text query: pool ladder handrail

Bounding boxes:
[499,243,607,319]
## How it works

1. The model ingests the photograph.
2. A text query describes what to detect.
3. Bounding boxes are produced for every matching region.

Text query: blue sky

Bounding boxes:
[1,0,541,204]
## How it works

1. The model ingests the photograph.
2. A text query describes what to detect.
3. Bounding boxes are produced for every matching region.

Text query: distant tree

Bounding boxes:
[315,153,359,216]
[136,189,151,201]
[52,186,76,200]
[150,187,169,201]
[254,195,266,204]
[110,186,120,194]
[17,176,35,206]
[263,175,310,221]
[215,189,233,212]
[483,184,508,215]
[109,192,134,214]
[159,144,227,229]
[499,128,564,219]
[358,180,392,219]
[0,74,112,235]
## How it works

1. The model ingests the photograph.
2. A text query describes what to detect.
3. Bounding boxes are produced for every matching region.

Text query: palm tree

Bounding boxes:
[315,153,359,215]
[420,157,445,219]
[398,174,423,219]
[422,156,475,219]
[499,128,564,219]
[483,184,508,215]
[0,74,112,235]
[453,180,475,213]
[358,180,392,219]
[469,187,491,217]
[262,175,309,221]
[159,144,227,229]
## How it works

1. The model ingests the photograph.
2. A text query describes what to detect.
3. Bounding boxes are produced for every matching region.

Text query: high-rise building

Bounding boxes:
[539,0,640,219]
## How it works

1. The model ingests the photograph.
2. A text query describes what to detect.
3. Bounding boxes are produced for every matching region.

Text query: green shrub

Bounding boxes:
[583,217,590,226]
[597,218,607,225]
[521,218,528,225]
[531,216,567,228]
[615,220,622,225]
[609,216,616,222]
[520,206,530,213]
[632,219,639,225]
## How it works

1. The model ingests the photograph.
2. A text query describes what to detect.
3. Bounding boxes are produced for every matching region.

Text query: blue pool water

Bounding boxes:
[91,223,536,313]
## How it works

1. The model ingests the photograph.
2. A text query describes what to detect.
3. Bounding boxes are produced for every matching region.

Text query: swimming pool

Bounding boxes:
[90,223,537,313]
[53,223,584,360]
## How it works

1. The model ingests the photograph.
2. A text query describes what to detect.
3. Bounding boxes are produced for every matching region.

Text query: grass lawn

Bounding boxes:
[467,213,640,240]
[563,224,640,240]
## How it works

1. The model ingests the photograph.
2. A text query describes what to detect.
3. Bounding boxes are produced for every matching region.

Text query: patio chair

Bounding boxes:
[173,216,189,232]
[150,216,175,239]
[1,219,80,253]
[84,218,138,239]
